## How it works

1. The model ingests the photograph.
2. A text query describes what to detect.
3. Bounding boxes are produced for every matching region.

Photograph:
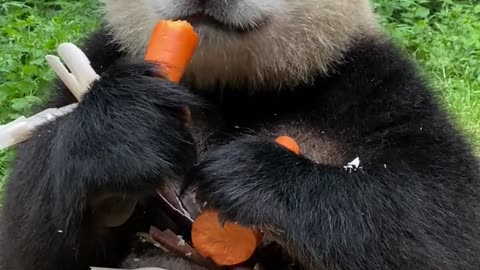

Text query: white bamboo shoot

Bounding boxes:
[0,43,98,150]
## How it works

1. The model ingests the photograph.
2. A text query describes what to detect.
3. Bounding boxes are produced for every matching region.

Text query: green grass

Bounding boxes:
[0,0,100,192]
[0,0,479,191]
[373,0,480,151]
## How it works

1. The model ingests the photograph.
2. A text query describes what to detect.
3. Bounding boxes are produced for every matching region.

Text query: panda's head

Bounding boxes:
[101,0,379,89]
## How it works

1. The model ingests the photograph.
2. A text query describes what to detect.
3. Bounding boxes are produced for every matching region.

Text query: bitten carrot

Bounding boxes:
[145,20,199,82]
[192,211,261,266]
[191,136,300,266]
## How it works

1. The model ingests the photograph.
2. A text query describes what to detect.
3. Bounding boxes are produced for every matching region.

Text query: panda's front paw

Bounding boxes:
[184,135,301,226]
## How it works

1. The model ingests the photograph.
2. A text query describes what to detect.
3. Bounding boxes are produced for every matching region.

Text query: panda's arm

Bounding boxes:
[0,30,198,270]
[189,134,475,268]
[186,40,480,269]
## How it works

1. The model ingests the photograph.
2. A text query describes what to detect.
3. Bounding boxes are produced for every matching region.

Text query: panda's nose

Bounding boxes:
[197,0,209,5]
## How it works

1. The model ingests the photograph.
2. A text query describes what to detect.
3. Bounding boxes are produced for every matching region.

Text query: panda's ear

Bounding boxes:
[88,192,139,228]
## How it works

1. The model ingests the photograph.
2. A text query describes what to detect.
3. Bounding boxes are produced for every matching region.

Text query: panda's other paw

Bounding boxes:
[184,135,304,227]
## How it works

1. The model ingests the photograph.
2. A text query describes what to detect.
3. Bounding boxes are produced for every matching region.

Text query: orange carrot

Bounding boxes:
[192,211,261,266]
[275,135,301,155]
[191,136,300,266]
[145,20,199,82]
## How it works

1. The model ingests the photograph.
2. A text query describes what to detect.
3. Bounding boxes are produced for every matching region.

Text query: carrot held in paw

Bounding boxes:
[145,20,198,123]
[191,136,300,266]
[145,20,199,82]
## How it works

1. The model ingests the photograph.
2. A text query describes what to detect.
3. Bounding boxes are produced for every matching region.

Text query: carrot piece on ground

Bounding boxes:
[275,136,301,155]
[192,211,261,266]
[145,20,199,82]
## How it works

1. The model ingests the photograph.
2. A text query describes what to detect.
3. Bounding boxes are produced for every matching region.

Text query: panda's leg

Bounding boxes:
[0,60,199,270]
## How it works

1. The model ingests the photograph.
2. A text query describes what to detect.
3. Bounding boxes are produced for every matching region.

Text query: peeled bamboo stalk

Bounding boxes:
[0,43,98,151]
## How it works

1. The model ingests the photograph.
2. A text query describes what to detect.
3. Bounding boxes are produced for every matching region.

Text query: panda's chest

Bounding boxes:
[189,104,351,167]
[188,98,298,145]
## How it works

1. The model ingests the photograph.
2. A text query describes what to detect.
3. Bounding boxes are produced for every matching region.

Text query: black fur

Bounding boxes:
[0,31,199,270]
[1,25,480,270]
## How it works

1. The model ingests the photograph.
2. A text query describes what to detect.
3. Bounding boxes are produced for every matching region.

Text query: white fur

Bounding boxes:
[100,0,379,90]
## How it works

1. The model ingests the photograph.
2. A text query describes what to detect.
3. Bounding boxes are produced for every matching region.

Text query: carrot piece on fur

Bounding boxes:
[275,135,301,154]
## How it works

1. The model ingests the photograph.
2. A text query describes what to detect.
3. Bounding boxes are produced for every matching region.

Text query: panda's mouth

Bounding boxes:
[177,12,267,34]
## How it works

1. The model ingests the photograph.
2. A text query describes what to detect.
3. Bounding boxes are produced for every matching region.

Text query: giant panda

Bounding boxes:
[1,0,480,269]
